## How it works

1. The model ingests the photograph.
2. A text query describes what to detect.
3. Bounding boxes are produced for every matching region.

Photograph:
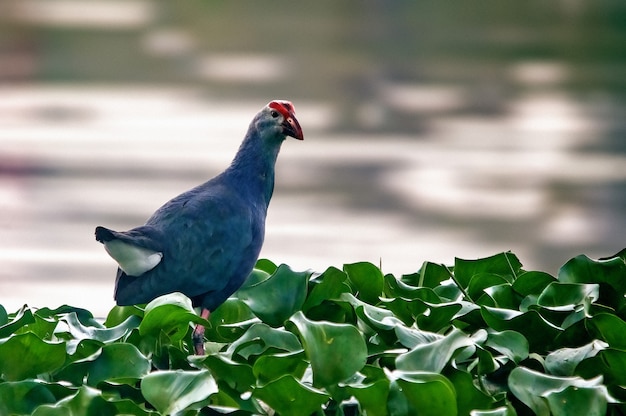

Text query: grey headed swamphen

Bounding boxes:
[95,100,303,354]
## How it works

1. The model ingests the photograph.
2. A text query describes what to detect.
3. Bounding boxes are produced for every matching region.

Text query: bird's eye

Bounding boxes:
[270,110,279,118]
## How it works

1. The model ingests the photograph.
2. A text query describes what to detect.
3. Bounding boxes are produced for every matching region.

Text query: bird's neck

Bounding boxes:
[226,130,283,206]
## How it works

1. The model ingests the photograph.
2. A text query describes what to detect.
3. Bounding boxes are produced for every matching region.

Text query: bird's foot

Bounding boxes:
[192,326,205,355]
[192,308,210,355]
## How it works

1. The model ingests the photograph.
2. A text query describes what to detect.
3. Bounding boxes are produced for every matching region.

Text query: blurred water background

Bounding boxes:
[1,1,625,316]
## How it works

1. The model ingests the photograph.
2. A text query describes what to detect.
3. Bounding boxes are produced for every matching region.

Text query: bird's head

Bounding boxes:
[257,100,304,141]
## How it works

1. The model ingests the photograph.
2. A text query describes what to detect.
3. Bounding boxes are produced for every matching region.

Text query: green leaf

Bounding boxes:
[342,375,390,416]
[32,386,117,416]
[416,261,452,289]
[545,385,609,416]
[205,298,257,343]
[303,266,351,312]
[467,273,509,302]
[536,282,599,311]
[289,311,367,387]
[103,305,143,328]
[0,332,66,380]
[0,306,35,338]
[252,374,329,416]
[508,367,614,416]
[587,313,626,349]
[139,292,209,343]
[512,271,556,297]
[545,340,607,376]
[141,369,218,415]
[470,406,517,416]
[227,323,302,360]
[194,354,256,391]
[344,262,385,304]
[396,327,474,373]
[254,258,278,274]
[485,330,529,364]
[0,380,60,415]
[253,350,308,384]
[388,371,458,416]
[454,252,522,290]
[64,312,141,344]
[558,254,626,314]
[445,368,495,416]
[237,264,311,327]
[481,306,560,353]
[0,304,7,326]
[86,343,150,386]
[576,349,626,388]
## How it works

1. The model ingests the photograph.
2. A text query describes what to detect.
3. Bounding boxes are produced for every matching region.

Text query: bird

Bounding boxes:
[95,100,303,354]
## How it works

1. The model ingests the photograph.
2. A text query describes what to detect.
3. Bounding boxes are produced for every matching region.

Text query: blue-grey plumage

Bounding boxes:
[95,100,303,353]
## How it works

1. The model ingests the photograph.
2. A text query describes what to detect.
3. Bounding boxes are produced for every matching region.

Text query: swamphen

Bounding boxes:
[95,100,303,354]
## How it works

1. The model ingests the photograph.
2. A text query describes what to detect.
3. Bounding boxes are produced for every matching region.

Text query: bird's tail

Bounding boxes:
[95,226,116,243]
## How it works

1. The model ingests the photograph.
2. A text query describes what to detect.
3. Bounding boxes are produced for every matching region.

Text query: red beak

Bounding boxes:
[269,100,304,140]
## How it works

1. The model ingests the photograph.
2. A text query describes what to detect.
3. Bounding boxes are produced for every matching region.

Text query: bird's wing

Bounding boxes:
[95,225,164,277]
[150,187,261,298]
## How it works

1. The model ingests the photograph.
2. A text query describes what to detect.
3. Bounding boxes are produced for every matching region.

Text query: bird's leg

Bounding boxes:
[192,308,210,355]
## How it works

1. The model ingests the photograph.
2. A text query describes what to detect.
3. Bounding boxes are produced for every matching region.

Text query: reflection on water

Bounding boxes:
[1,1,625,316]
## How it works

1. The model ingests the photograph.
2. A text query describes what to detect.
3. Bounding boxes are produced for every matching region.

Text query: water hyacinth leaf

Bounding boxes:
[454,252,522,290]
[289,311,367,387]
[139,292,209,342]
[0,304,7,326]
[254,258,278,274]
[558,254,626,314]
[445,368,495,416]
[394,325,443,349]
[32,386,117,416]
[85,343,150,386]
[64,312,141,344]
[303,266,351,312]
[0,306,35,338]
[194,354,256,391]
[0,332,66,381]
[206,298,256,342]
[545,385,610,416]
[383,274,420,299]
[558,254,626,290]
[485,330,529,363]
[416,261,452,289]
[237,264,311,327]
[470,406,517,416]
[576,349,626,387]
[512,271,556,297]
[226,323,302,360]
[545,340,608,376]
[416,301,463,332]
[343,377,390,416]
[467,273,509,302]
[396,327,474,373]
[482,284,518,310]
[508,367,609,416]
[388,371,457,416]
[587,313,626,349]
[481,306,561,353]
[253,374,329,416]
[253,350,308,384]
[141,369,218,415]
[0,380,58,415]
[103,305,143,328]
[536,282,599,311]
[239,267,271,289]
[344,262,385,304]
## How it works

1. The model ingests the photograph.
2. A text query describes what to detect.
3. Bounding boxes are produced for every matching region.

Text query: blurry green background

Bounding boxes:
[1,0,625,315]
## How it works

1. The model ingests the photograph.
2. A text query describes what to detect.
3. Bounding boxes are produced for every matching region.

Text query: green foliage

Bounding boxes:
[1,250,625,415]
